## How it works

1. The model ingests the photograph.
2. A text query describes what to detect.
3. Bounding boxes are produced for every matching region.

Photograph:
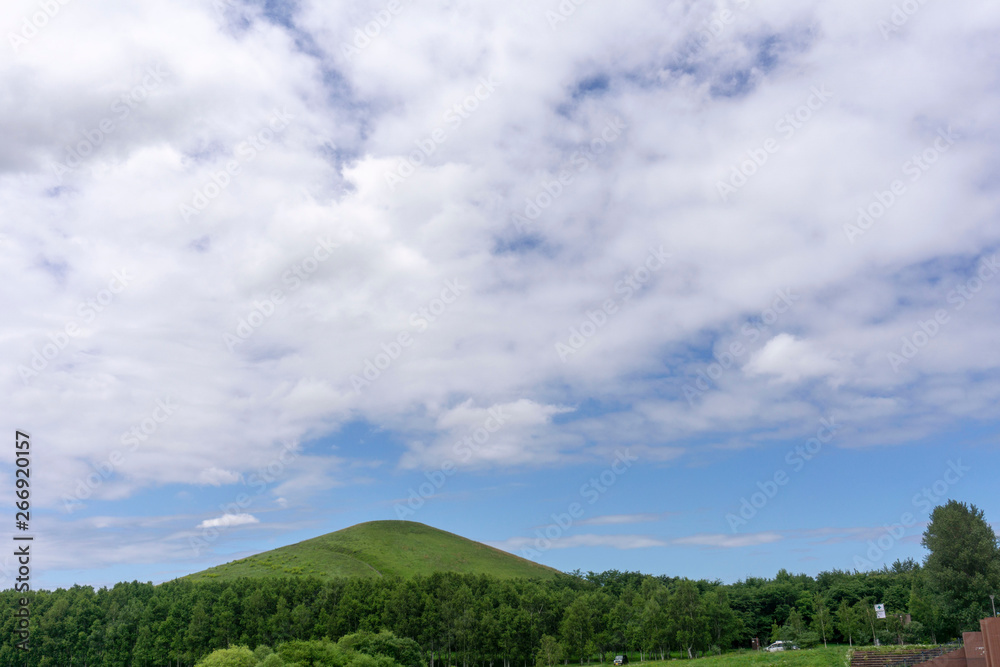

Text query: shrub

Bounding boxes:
[278,639,350,667]
[195,645,257,667]
[338,631,424,667]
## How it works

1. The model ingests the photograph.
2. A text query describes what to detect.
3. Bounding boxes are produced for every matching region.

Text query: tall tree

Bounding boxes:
[703,589,738,650]
[669,580,709,659]
[536,635,564,667]
[186,601,212,656]
[922,500,1000,636]
[812,595,832,647]
[835,600,862,647]
[639,592,672,660]
[909,576,943,644]
[859,600,879,646]
[560,595,594,664]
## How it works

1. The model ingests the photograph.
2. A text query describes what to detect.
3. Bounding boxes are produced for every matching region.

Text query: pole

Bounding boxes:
[991,595,996,617]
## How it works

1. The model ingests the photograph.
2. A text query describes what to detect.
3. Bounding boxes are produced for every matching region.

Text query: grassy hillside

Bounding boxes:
[184,520,562,582]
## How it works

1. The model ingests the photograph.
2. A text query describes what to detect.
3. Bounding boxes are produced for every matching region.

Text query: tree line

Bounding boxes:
[1,500,997,666]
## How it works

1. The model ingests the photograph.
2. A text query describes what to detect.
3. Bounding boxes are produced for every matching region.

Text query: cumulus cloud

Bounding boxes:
[2,0,999,583]
[400,399,577,470]
[198,467,242,486]
[8,0,998,499]
[744,333,843,384]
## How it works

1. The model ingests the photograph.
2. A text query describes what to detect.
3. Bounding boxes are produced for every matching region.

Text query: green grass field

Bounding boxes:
[183,520,563,582]
[635,646,848,666]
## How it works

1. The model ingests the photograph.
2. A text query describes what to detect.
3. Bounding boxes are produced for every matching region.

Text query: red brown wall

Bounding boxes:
[979,617,1000,666]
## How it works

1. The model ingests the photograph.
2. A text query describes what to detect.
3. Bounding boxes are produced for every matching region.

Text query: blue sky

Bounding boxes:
[1,0,999,590]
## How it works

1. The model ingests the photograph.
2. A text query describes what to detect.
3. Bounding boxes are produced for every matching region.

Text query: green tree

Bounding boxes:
[560,595,594,664]
[770,607,820,646]
[339,630,424,667]
[835,600,862,646]
[273,596,294,644]
[536,634,565,667]
[639,593,670,660]
[133,623,157,665]
[279,639,349,666]
[909,576,944,643]
[607,598,637,655]
[213,588,240,647]
[703,589,739,650]
[291,603,313,640]
[245,588,273,646]
[194,645,256,667]
[669,580,709,659]
[922,500,1000,636]
[858,600,879,646]
[812,595,832,647]
[187,601,212,654]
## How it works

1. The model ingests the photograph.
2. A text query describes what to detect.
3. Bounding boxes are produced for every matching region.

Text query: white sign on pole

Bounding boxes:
[875,603,886,619]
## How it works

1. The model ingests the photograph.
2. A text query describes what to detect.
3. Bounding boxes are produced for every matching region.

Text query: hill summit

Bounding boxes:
[185,520,561,582]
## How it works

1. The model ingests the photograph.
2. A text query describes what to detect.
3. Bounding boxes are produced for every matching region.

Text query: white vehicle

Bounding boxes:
[765,641,799,652]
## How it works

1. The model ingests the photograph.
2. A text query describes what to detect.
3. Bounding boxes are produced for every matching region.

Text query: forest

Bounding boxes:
[1,500,996,666]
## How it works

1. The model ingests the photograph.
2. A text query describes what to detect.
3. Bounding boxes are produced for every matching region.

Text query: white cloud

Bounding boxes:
[197,513,259,529]
[744,333,843,384]
[2,0,1000,582]
[7,0,998,507]
[671,533,784,549]
[491,534,669,551]
[493,530,783,552]
[198,467,242,486]
[399,399,577,469]
[577,514,664,526]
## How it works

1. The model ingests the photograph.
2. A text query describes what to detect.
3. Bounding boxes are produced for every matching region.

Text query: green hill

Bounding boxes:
[184,520,562,582]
